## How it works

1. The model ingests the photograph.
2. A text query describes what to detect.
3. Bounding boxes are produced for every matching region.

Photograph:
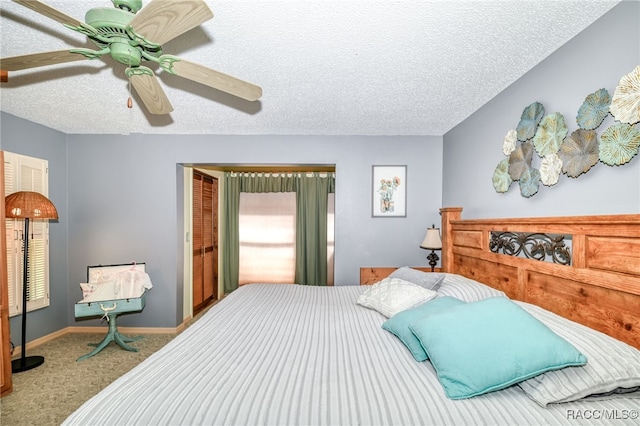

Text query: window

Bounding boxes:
[4,152,51,317]
[239,192,297,284]
[238,192,335,285]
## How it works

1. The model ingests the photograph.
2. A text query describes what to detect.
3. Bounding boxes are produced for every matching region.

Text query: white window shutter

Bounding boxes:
[5,220,18,313]
[4,155,18,313]
[4,152,50,316]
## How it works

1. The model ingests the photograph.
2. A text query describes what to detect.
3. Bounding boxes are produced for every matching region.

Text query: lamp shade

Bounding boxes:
[420,226,442,250]
[5,191,58,219]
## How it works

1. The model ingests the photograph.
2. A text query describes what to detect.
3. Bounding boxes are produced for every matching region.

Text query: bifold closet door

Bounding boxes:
[192,172,218,313]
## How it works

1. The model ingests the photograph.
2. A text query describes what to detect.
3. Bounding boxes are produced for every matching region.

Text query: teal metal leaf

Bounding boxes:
[533,112,568,157]
[517,102,545,141]
[508,141,533,180]
[577,88,610,130]
[492,159,513,193]
[559,129,599,177]
[599,123,640,166]
[519,168,541,198]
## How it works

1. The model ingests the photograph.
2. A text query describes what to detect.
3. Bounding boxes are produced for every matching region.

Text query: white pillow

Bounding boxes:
[356,278,437,317]
[388,267,445,290]
[436,273,506,302]
[516,301,640,406]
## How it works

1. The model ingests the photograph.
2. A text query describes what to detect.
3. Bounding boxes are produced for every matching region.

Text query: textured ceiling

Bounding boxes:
[0,0,619,136]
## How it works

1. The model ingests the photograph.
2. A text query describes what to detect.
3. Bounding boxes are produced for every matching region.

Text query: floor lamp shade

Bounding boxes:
[5,191,58,220]
[5,191,58,373]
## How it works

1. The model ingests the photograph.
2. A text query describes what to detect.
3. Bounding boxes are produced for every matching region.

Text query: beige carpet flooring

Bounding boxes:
[1,331,176,425]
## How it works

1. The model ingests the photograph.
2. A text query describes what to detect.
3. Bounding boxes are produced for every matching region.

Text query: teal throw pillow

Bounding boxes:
[409,297,587,399]
[382,296,464,361]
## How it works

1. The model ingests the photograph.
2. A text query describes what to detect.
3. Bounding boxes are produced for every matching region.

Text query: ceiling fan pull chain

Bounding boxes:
[127,49,133,109]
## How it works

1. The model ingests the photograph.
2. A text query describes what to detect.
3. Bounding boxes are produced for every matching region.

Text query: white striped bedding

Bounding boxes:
[64,283,639,426]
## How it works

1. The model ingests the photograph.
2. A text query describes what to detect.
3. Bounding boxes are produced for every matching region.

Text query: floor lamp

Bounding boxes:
[5,191,58,373]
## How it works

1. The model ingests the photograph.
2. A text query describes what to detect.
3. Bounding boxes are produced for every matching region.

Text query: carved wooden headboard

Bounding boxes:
[439,207,640,349]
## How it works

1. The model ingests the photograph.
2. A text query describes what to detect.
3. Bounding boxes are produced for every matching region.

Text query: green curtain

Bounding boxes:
[295,174,334,285]
[222,175,241,293]
[222,172,335,292]
[235,173,297,193]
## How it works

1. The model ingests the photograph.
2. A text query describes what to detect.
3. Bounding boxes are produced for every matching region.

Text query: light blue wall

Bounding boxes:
[0,117,69,343]
[63,134,443,328]
[2,122,443,334]
[443,1,640,219]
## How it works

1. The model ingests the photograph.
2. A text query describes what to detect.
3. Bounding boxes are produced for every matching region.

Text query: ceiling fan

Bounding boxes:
[0,0,262,114]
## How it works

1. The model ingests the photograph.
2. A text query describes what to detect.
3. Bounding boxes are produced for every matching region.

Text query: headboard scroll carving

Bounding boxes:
[489,231,572,265]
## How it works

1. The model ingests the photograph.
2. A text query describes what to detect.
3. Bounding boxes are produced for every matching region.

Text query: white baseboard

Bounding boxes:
[11,323,188,357]
[11,297,222,356]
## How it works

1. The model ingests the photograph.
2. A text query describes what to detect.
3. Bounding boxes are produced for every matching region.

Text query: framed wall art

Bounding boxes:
[372,165,407,217]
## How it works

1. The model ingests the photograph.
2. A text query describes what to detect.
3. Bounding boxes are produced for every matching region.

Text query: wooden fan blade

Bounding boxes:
[129,0,213,46]
[127,67,173,114]
[166,58,262,101]
[12,0,85,27]
[1,50,87,71]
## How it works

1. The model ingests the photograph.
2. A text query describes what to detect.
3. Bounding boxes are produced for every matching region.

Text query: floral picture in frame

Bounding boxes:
[372,165,407,217]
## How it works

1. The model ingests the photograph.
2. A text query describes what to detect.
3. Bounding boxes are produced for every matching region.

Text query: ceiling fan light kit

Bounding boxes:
[1,0,262,115]
[112,0,143,14]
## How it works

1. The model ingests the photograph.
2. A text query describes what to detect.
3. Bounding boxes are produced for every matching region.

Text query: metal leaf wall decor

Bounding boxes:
[539,153,562,186]
[610,65,640,125]
[492,158,512,193]
[559,129,599,178]
[599,123,640,166]
[517,102,545,141]
[533,112,568,157]
[503,129,517,156]
[492,66,640,198]
[577,88,611,130]
[508,141,534,181]
[518,167,541,198]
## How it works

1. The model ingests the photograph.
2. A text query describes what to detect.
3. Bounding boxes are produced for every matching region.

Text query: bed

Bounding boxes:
[63,208,640,426]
